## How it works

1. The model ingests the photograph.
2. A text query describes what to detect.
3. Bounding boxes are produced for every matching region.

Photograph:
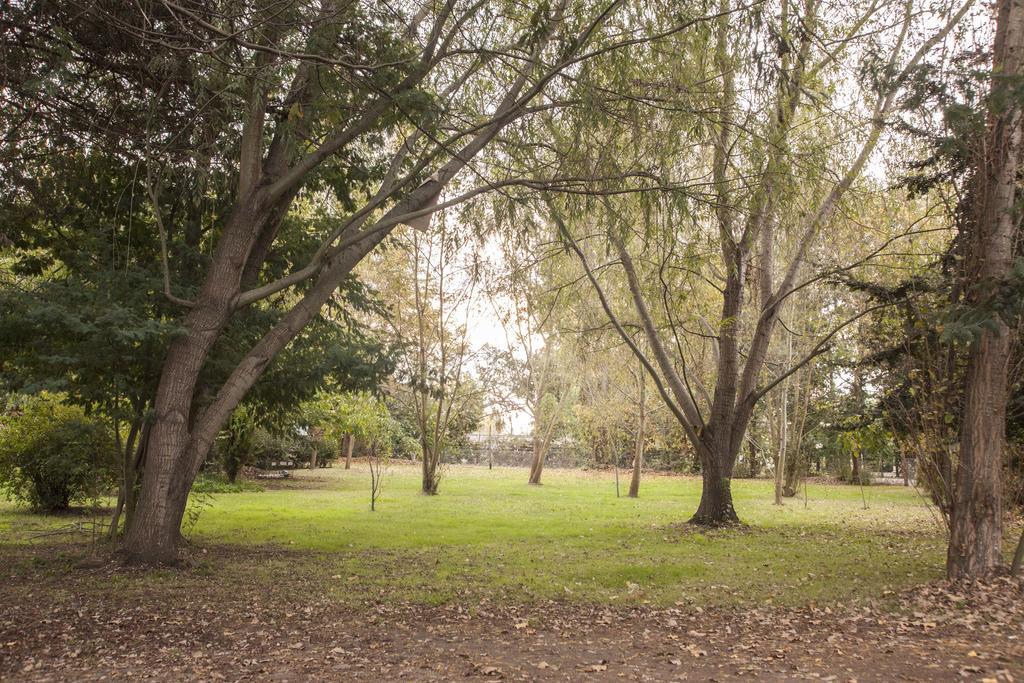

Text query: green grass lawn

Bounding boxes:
[1,463,979,609]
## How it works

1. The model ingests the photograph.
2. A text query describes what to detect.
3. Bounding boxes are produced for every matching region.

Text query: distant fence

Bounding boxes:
[446,434,689,472]
[448,435,586,468]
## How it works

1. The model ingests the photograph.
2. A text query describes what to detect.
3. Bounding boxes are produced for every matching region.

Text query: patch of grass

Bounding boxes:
[190,474,264,494]
[3,463,1014,609]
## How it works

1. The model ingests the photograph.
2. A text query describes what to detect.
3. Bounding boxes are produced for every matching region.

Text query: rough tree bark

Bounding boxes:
[123,226,390,562]
[947,0,1024,580]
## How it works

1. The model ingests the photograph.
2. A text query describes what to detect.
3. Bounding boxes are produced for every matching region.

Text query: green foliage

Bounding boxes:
[941,258,1024,344]
[0,395,115,511]
[250,429,301,469]
[218,407,257,483]
[299,391,385,448]
[302,391,418,460]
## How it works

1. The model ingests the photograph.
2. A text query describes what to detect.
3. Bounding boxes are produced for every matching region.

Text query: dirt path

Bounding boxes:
[1,545,1021,682]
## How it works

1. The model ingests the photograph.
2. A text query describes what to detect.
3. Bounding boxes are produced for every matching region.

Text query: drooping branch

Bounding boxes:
[610,231,706,433]
[554,215,703,449]
[144,173,195,309]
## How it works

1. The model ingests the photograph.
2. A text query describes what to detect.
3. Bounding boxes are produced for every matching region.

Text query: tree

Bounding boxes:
[483,229,579,485]
[409,226,475,494]
[628,359,646,498]
[300,391,395,469]
[5,0,675,561]
[0,137,394,537]
[544,0,974,525]
[947,0,1024,579]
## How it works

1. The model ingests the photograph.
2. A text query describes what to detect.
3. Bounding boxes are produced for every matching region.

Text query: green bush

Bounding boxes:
[218,407,257,483]
[252,429,296,468]
[0,396,115,511]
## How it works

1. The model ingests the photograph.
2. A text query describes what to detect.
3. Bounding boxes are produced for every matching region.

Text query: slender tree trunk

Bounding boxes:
[488,420,493,470]
[124,422,149,531]
[344,434,354,469]
[108,418,142,540]
[1011,528,1024,576]
[774,331,792,504]
[614,444,620,498]
[422,445,431,493]
[528,437,546,484]
[628,363,646,498]
[627,439,643,498]
[747,439,761,478]
[947,0,1023,581]
[784,365,812,497]
[107,490,126,541]
[774,371,789,504]
[528,389,570,485]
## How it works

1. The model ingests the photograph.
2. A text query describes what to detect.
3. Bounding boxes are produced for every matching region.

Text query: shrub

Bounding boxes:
[251,428,300,468]
[218,407,257,483]
[0,396,115,511]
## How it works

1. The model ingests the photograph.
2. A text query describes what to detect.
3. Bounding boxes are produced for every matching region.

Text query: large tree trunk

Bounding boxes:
[947,0,1023,580]
[122,198,268,563]
[421,443,440,494]
[948,329,1011,578]
[690,450,739,526]
[123,198,392,563]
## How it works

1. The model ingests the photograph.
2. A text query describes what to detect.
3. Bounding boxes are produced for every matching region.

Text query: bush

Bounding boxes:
[251,429,297,468]
[218,407,257,483]
[0,396,115,511]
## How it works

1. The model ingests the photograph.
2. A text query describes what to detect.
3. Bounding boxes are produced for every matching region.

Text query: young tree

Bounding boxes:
[368,224,484,493]
[408,226,485,493]
[489,236,580,485]
[218,407,257,483]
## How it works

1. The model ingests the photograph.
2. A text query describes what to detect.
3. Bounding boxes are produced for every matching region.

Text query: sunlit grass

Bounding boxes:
[6,463,1007,609]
